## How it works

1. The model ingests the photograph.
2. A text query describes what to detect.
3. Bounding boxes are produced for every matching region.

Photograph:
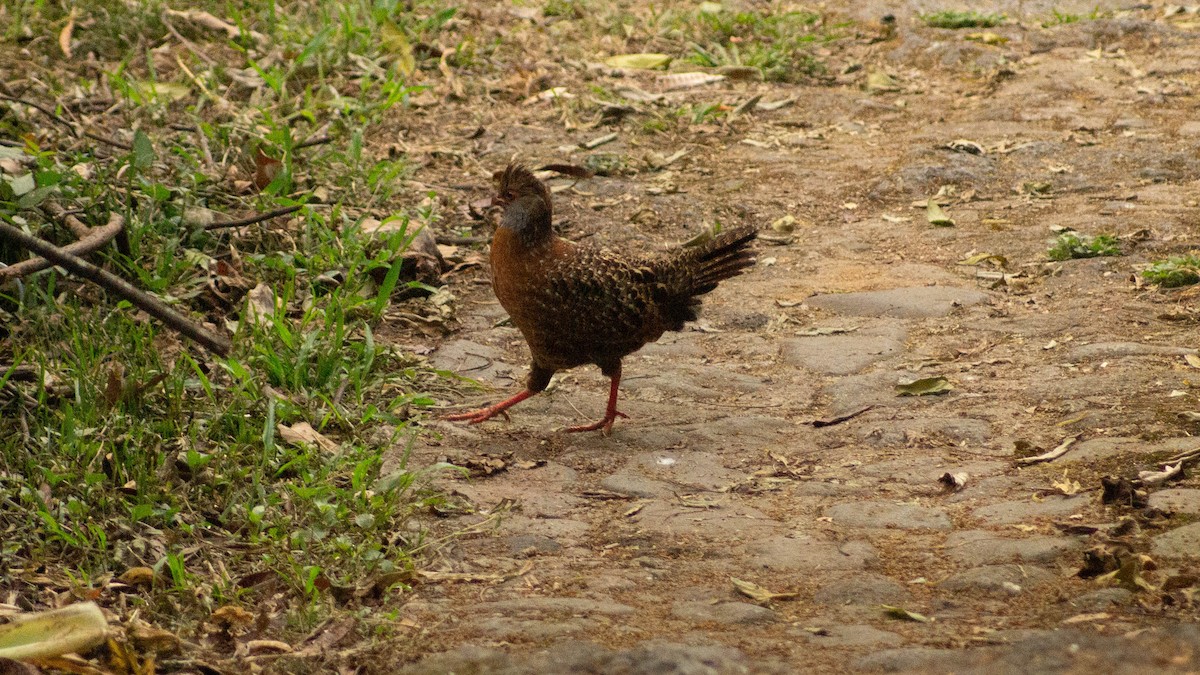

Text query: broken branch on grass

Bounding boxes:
[0,94,132,151]
[0,222,231,356]
[0,212,125,282]
[435,234,489,246]
[295,135,333,150]
[811,404,875,428]
[205,205,302,230]
[1016,435,1079,466]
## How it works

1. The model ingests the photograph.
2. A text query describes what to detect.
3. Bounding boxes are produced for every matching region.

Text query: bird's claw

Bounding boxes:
[564,410,628,435]
[444,407,511,425]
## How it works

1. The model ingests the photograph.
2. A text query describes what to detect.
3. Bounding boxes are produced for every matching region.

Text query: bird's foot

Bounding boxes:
[444,406,512,425]
[564,410,628,435]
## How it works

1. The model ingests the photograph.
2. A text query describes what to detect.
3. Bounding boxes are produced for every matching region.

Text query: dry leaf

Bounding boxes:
[659,72,725,91]
[253,148,282,191]
[0,602,108,660]
[881,605,932,622]
[731,577,799,603]
[896,376,952,396]
[58,8,77,58]
[605,53,672,69]
[117,567,155,588]
[1185,354,1200,369]
[278,421,340,454]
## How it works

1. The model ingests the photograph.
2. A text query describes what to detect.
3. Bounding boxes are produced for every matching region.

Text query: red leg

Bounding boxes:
[565,366,628,435]
[444,389,536,425]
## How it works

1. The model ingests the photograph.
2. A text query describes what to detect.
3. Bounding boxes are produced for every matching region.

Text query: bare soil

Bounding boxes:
[377,2,1200,672]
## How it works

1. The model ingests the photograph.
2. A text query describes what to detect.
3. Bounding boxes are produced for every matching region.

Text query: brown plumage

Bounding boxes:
[446,165,757,433]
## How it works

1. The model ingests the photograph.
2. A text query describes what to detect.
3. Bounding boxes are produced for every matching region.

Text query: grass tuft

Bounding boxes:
[1047,232,1121,261]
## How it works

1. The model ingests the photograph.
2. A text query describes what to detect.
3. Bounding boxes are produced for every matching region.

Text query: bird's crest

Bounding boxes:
[495,164,551,207]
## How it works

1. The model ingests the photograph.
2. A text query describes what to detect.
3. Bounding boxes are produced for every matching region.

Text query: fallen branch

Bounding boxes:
[295,135,333,150]
[435,234,489,246]
[205,205,302,231]
[0,222,231,356]
[1016,435,1078,466]
[0,94,132,151]
[0,211,125,282]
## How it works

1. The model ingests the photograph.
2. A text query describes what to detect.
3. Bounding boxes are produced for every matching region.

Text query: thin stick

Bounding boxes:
[0,213,124,281]
[435,234,489,246]
[1016,435,1079,466]
[295,135,333,150]
[0,222,231,356]
[205,205,302,230]
[0,94,132,151]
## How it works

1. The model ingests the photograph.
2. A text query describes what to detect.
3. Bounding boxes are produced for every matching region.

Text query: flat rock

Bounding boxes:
[622,363,767,400]
[859,458,1008,486]
[813,573,908,606]
[631,500,782,539]
[807,286,988,319]
[826,501,952,530]
[749,534,877,571]
[853,647,956,673]
[1049,436,1197,463]
[945,530,1084,565]
[1152,522,1200,559]
[671,600,775,625]
[857,416,994,447]
[429,338,516,384]
[938,564,1058,595]
[1067,341,1196,360]
[1072,588,1135,611]
[474,616,591,640]
[780,324,906,375]
[469,597,636,617]
[795,623,904,648]
[1149,489,1200,515]
[506,533,562,555]
[398,641,772,675]
[971,496,1090,526]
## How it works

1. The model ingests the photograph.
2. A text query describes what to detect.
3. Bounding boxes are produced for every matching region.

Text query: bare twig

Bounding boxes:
[0,222,231,356]
[0,94,132,150]
[205,205,302,230]
[295,135,333,150]
[1016,436,1079,466]
[435,234,489,246]
[0,212,125,282]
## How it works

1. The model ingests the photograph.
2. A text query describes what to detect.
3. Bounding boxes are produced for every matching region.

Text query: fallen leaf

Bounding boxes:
[278,421,340,454]
[117,567,155,588]
[731,577,800,603]
[605,53,672,69]
[253,148,282,191]
[658,72,725,90]
[58,8,77,58]
[926,201,955,226]
[866,70,901,93]
[896,376,952,396]
[939,472,968,491]
[1185,354,1200,369]
[881,605,932,623]
[0,603,108,660]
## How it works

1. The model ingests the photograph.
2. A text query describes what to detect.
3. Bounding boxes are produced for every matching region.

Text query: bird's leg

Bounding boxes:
[565,364,628,435]
[444,389,535,425]
[445,365,552,426]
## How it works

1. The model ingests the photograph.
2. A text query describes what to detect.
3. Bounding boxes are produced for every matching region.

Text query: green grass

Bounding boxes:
[1047,233,1121,261]
[683,7,828,82]
[921,10,1005,29]
[1143,255,1200,288]
[0,0,463,659]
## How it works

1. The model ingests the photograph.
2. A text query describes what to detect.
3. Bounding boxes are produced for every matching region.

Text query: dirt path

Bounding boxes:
[385,4,1200,672]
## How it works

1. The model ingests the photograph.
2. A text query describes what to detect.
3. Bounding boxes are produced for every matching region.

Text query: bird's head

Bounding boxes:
[493,164,553,245]
[494,164,552,208]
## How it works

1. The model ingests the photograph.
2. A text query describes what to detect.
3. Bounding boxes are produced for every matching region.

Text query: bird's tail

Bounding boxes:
[660,225,757,330]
